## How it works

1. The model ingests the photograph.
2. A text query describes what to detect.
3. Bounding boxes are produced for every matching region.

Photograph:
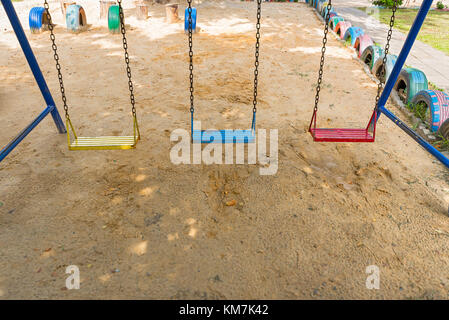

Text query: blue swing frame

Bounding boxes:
[0,0,66,163]
[374,0,449,169]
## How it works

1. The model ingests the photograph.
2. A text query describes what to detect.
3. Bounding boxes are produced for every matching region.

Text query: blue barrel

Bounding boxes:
[29,7,47,33]
[184,7,197,32]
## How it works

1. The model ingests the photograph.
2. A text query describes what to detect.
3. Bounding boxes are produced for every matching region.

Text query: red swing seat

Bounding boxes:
[309,109,377,143]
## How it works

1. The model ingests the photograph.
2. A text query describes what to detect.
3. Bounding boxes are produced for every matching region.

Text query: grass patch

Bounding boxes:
[362,8,449,55]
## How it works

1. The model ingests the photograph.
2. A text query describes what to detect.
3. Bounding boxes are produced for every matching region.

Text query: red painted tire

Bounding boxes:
[335,21,351,40]
[354,34,374,58]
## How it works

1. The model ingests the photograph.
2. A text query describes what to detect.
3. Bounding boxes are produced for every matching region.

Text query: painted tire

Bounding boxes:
[361,45,383,70]
[329,12,338,20]
[318,1,327,14]
[322,6,335,19]
[394,68,428,104]
[29,7,49,33]
[411,90,449,132]
[108,5,121,33]
[439,118,449,139]
[329,16,344,31]
[184,7,197,32]
[335,21,351,39]
[66,4,86,32]
[354,34,374,58]
[343,27,364,46]
[372,54,397,82]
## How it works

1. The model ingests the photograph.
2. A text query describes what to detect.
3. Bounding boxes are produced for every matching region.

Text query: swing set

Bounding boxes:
[0,0,448,170]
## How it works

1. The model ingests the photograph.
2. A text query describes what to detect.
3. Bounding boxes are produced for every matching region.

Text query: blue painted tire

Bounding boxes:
[360,45,383,71]
[66,4,87,32]
[184,7,197,32]
[29,7,48,33]
[394,68,428,104]
[372,53,397,83]
[343,26,364,46]
[411,90,449,132]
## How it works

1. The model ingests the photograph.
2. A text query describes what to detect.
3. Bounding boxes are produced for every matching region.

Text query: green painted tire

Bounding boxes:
[394,68,428,104]
[108,5,120,34]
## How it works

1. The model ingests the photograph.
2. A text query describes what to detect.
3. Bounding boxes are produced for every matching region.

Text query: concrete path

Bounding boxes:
[331,3,449,92]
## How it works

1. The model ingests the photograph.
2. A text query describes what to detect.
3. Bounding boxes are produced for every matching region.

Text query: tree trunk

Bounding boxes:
[165,3,180,23]
[135,2,149,20]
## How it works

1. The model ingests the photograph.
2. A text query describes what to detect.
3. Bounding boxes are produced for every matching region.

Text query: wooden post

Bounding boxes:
[135,1,149,20]
[165,3,180,23]
[100,0,116,20]
[60,1,76,17]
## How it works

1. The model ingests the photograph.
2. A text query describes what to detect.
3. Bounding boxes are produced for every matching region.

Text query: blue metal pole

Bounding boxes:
[1,0,66,133]
[0,106,55,162]
[377,0,433,112]
[379,105,449,169]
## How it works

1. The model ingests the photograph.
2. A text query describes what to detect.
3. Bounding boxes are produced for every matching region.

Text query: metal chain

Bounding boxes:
[312,1,333,115]
[117,0,137,118]
[44,0,70,120]
[375,0,398,111]
[252,0,262,114]
[187,0,194,115]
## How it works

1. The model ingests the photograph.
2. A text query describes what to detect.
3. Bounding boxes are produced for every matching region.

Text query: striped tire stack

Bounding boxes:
[411,90,449,132]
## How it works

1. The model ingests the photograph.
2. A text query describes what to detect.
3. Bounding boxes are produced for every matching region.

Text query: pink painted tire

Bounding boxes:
[335,21,351,40]
[354,34,374,58]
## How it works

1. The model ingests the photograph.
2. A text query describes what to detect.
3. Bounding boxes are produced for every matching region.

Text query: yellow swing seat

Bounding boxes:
[66,117,140,151]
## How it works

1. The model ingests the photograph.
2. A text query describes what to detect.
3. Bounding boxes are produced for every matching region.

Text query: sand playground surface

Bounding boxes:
[0,0,449,299]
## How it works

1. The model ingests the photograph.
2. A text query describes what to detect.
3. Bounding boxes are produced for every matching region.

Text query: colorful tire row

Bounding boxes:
[29,5,87,33]
[309,2,449,135]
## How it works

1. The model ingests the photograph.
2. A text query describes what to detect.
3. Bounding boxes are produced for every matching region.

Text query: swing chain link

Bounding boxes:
[313,1,333,114]
[187,0,194,115]
[117,0,137,119]
[375,0,398,111]
[252,0,262,114]
[43,0,70,120]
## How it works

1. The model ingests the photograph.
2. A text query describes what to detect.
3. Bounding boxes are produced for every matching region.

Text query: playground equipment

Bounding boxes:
[186,0,261,144]
[184,7,197,33]
[329,16,344,31]
[29,6,49,33]
[309,0,449,168]
[354,34,373,58]
[411,90,449,132]
[108,4,120,33]
[361,45,383,71]
[66,4,86,32]
[394,67,428,104]
[0,0,66,162]
[45,0,140,150]
[344,26,364,46]
[372,53,397,82]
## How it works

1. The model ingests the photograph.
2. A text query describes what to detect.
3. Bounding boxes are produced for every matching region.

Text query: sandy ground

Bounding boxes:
[0,0,449,299]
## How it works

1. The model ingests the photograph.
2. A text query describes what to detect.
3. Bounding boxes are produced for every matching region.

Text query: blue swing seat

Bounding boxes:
[192,129,255,144]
